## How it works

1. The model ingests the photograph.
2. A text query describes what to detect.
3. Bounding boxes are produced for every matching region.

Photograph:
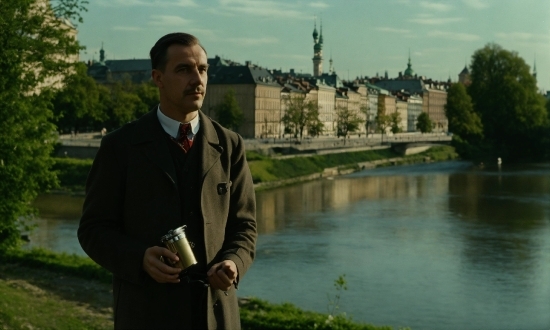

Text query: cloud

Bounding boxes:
[213,0,305,19]
[462,0,489,9]
[419,1,453,12]
[149,15,191,26]
[99,0,198,6]
[226,36,279,46]
[495,32,550,48]
[428,31,480,41]
[376,27,410,34]
[309,1,329,8]
[113,26,143,31]
[409,17,463,25]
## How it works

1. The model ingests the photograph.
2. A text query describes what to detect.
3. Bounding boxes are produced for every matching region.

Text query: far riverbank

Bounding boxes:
[51,145,459,194]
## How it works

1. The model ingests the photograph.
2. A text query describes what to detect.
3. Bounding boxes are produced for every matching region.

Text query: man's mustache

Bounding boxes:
[185,87,205,94]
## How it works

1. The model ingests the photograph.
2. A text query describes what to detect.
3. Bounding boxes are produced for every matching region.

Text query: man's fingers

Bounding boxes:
[143,246,182,283]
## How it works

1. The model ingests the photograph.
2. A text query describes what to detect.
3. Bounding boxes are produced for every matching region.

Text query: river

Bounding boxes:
[28,161,550,329]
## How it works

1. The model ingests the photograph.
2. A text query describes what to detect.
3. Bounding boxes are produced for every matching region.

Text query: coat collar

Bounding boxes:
[130,109,223,185]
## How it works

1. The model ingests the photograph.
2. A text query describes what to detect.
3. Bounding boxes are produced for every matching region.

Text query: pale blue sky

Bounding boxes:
[77,0,550,90]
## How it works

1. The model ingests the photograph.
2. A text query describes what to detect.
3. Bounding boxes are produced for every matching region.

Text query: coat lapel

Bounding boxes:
[199,111,223,179]
[131,110,178,187]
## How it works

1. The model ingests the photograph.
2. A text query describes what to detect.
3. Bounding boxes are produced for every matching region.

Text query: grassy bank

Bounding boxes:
[248,145,459,185]
[52,146,459,191]
[0,249,406,330]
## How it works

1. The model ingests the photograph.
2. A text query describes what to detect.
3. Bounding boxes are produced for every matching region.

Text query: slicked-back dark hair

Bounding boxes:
[150,32,207,72]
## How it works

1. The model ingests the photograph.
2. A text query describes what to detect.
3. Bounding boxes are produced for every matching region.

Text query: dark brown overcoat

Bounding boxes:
[78,110,257,329]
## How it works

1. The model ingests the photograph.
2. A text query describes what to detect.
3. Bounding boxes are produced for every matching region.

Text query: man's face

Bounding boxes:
[153,44,208,116]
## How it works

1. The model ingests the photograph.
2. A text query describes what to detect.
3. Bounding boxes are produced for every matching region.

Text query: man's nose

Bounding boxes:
[189,68,204,86]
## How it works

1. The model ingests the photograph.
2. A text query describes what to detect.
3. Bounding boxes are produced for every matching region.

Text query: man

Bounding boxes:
[78,33,257,329]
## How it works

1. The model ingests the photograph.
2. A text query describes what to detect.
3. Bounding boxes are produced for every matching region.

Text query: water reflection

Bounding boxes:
[28,161,550,329]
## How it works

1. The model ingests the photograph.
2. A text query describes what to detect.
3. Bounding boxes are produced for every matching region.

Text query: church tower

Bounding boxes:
[312,18,323,77]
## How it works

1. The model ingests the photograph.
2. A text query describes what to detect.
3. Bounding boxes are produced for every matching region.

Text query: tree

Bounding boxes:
[0,0,86,249]
[336,106,364,144]
[444,83,484,158]
[468,43,549,160]
[389,111,402,134]
[375,98,391,143]
[52,62,108,133]
[416,112,433,133]
[213,89,244,131]
[281,94,322,140]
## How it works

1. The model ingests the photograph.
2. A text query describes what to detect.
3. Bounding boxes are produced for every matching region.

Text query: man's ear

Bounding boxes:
[151,69,163,88]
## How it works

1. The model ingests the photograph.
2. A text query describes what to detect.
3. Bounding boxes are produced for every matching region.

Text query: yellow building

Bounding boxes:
[203,63,281,138]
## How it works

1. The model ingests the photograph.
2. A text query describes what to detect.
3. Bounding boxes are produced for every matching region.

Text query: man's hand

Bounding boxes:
[142,246,181,283]
[207,260,238,291]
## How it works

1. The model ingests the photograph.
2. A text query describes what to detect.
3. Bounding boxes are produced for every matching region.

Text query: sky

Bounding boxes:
[76,0,550,90]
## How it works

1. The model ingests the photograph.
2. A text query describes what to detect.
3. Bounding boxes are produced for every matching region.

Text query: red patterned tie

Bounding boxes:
[176,123,193,153]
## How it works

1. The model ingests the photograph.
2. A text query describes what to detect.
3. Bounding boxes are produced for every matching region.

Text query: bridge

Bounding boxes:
[56,132,452,159]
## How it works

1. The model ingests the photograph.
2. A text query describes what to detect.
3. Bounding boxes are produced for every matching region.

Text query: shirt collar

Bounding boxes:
[156,105,200,139]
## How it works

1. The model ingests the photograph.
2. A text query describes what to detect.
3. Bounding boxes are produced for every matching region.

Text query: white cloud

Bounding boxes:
[149,15,191,26]
[113,26,143,31]
[99,0,197,6]
[428,31,480,41]
[419,1,453,12]
[309,1,329,8]
[214,0,305,19]
[462,0,489,9]
[376,27,410,34]
[409,17,463,25]
[226,36,279,46]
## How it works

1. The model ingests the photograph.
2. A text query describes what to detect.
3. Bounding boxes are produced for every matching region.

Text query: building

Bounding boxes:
[458,65,471,86]
[312,19,324,77]
[407,95,423,132]
[203,62,281,138]
[87,45,151,84]
[422,87,448,132]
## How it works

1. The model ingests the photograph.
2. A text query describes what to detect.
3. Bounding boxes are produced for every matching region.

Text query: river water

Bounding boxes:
[28,161,550,330]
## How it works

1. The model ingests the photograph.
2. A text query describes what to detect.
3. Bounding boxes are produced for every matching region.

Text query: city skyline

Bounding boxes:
[77,0,549,90]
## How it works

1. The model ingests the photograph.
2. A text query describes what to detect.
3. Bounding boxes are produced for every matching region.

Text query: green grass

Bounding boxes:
[0,279,111,330]
[247,146,460,184]
[0,248,111,284]
[0,249,410,330]
[241,297,407,330]
[247,148,399,183]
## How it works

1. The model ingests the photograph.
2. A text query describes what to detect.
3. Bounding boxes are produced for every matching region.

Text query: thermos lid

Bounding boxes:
[172,225,187,236]
[160,225,187,242]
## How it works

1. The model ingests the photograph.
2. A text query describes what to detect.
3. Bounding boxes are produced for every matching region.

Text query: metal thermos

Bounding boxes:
[160,225,197,271]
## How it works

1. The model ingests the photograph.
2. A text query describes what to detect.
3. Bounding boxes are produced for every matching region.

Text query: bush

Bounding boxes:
[52,157,93,189]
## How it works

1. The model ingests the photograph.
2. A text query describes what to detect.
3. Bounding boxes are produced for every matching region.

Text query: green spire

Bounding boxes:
[312,17,318,42]
[404,49,414,77]
[319,19,323,45]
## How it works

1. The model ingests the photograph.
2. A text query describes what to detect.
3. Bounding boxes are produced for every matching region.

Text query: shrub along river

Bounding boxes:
[29,161,550,330]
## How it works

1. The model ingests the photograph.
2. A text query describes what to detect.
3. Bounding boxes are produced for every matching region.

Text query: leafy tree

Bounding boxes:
[133,81,160,116]
[336,106,364,144]
[213,88,244,131]
[52,62,108,133]
[0,0,86,249]
[389,111,402,134]
[281,94,322,140]
[444,83,484,158]
[468,43,549,160]
[416,112,433,133]
[375,98,391,143]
